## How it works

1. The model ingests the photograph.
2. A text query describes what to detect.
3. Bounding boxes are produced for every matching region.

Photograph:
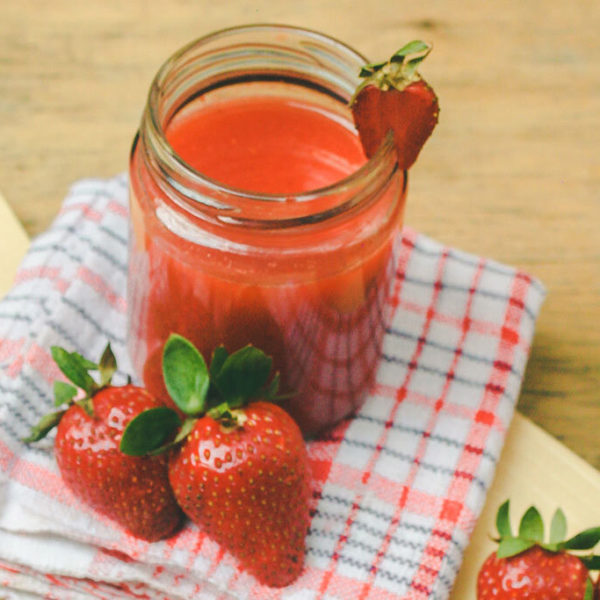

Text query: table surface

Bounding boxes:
[1,0,599,482]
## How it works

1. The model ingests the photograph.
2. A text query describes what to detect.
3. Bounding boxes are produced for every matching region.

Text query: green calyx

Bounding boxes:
[23,343,118,442]
[163,334,279,415]
[119,334,281,456]
[493,500,600,570]
[351,40,432,104]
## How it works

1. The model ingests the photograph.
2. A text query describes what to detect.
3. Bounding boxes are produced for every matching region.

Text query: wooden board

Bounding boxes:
[1,194,599,598]
[0,191,29,295]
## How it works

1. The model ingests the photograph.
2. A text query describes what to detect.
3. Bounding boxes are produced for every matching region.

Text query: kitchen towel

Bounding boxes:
[0,174,545,599]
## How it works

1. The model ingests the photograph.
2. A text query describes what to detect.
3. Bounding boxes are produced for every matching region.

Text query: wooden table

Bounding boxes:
[1,1,599,596]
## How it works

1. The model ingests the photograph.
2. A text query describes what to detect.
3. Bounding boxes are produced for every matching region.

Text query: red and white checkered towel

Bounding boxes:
[0,175,545,600]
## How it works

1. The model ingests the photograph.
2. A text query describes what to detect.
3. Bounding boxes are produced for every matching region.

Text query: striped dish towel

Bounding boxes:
[0,175,545,600]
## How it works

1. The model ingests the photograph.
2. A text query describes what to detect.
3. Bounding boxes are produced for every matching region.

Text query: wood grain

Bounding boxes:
[0,0,598,472]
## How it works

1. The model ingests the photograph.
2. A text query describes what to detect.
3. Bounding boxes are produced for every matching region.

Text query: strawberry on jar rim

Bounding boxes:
[120,335,311,587]
[350,40,439,170]
[477,500,600,599]
[24,343,182,542]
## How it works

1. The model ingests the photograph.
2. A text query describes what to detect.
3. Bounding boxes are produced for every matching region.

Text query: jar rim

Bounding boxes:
[144,23,400,205]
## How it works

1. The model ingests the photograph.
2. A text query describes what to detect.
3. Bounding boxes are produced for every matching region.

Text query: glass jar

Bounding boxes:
[127,24,407,436]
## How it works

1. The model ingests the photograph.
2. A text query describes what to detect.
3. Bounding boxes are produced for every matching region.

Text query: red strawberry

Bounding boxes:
[351,40,439,169]
[25,344,182,542]
[478,546,590,599]
[121,335,311,587]
[477,501,600,599]
[169,401,309,586]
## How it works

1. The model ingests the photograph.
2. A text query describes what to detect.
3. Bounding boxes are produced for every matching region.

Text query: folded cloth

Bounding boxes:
[0,174,545,600]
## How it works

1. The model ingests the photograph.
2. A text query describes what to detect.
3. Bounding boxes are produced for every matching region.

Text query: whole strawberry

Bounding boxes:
[121,335,311,587]
[25,344,182,542]
[477,501,600,599]
[170,401,309,586]
[351,40,439,170]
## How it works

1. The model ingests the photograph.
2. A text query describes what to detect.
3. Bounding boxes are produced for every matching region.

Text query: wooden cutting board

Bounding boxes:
[1,191,599,598]
[0,191,29,293]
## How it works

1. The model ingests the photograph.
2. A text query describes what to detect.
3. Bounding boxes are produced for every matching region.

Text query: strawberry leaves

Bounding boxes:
[562,527,600,551]
[51,342,117,404]
[358,42,432,78]
[480,503,600,599]
[24,342,119,441]
[495,504,544,558]
[493,500,600,564]
[209,345,229,379]
[22,409,67,443]
[161,334,275,415]
[582,555,600,570]
[496,537,534,559]
[27,335,282,458]
[51,346,98,396]
[549,507,567,543]
[391,40,431,61]
[518,506,544,543]
[584,578,594,600]
[495,498,512,538]
[53,381,78,407]
[120,334,280,457]
[211,344,273,408]
[98,343,117,386]
[162,334,210,415]
[119,406,182,456]
[354,40,432,97]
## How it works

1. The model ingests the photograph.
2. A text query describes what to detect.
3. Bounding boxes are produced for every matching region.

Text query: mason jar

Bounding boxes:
[127,24,407,436]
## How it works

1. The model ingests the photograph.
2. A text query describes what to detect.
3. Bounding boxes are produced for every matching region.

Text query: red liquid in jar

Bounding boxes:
[128,94,404,435]
[167,96,366,194]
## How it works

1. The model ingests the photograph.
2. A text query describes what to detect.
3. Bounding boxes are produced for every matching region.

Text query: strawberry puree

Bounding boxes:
[167,96,366,194]
[128,94,406,435]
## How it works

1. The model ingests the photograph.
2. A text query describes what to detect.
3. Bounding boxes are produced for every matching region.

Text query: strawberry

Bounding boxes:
[24,344,182,542]
[350,40,439,169]
[477,500,600,599]
[479,546,590,599]
[169,401,309,586]
[120,335,311,587]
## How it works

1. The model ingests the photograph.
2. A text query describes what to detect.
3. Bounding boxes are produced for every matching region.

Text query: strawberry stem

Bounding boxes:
[76,397,95,417]
[207,403,248,429]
